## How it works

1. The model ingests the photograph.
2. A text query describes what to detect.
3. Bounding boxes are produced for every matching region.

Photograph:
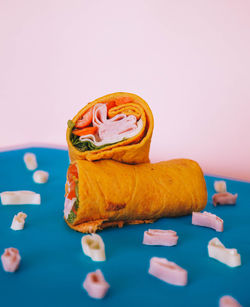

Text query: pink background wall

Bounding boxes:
[0,0,250,181]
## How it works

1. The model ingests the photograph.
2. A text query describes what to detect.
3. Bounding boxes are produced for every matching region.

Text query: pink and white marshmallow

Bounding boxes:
[214,181,227,193]
[192,211,223,232]
[1,248,21,273]
[11,212,27,230]
[143,229,178,246]
[219,295,242,307]
[148,257,187,286]
[83,269,110,299]
[212,192,238,206]
[0,191,41,205]
[208,238,241,267]
[33,170,49,184]
[24,153,37,171]
[81,234,106,262]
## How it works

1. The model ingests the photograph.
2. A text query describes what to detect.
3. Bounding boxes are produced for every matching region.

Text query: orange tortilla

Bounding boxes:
[66,92,154,164]
[65,159,207,233]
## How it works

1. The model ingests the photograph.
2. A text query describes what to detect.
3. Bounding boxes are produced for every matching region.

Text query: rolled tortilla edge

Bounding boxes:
[66,92,154,163]
[64,217,156,233]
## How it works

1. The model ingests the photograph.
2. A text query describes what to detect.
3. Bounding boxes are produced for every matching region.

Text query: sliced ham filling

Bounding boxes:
[64,197,76,219]
[75,103,143,147]
[64,164,79,221]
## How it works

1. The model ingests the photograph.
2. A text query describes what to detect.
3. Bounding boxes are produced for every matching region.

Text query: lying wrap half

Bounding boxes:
[66,92,154,164]
[64,159,207,233]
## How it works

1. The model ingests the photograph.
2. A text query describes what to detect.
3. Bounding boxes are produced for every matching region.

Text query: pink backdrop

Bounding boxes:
[0,0,250,181]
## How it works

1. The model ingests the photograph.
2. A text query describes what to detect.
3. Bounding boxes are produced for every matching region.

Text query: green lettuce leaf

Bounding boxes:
[66,178,79,224]
[70,132,124,152]
[75,181,79,200]
[67,210,76,224]
[68,118,126,152]
[67,120,75,129]
[74,199,79,211]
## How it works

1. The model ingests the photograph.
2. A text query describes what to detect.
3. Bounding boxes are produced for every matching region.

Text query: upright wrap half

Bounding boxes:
[64,159,207,233]
[66,92,154,164]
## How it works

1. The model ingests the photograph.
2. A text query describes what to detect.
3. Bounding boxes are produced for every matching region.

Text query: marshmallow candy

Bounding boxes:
[11,212,27,230]
[33,170,49,184]
[24,153,37,171]
[1,248,21,273]
[0,191,41,205]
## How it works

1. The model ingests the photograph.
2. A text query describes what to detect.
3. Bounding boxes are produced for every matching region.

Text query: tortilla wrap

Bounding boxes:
[64,159,207,233]
[66,92,154,164]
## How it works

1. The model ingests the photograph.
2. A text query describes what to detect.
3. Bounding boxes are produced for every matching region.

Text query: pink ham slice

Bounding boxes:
[212,192,238,206]
[79,103,142,146]
[94,103,137,140]
[83,269,110,299]
[143,229,178,246]
[93,103,137,139]
[148,257,187,286]
[192,211,223,232]
[219,295,242,307]
[64,196,76,219]
[1,248,21,273]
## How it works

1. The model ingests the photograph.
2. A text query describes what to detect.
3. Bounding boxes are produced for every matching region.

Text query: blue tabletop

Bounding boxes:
[0,147,249,307]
